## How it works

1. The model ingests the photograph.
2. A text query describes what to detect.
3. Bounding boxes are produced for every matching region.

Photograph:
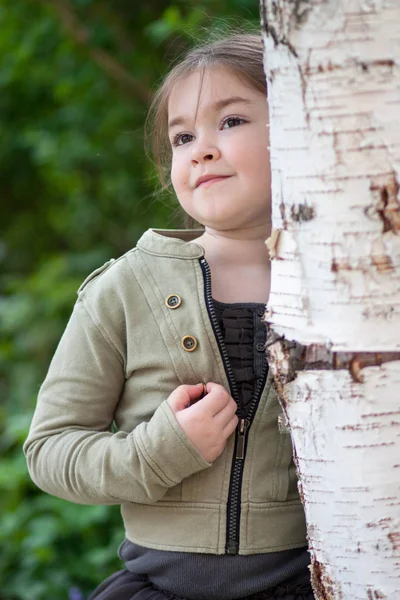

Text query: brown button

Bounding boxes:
[181,335,198,352]
[166,294,182,309]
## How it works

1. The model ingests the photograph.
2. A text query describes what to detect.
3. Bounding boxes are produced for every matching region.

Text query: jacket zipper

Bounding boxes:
[199,258,267,555]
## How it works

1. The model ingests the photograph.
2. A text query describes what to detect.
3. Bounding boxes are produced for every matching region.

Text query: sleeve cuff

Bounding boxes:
[136,400,211,487]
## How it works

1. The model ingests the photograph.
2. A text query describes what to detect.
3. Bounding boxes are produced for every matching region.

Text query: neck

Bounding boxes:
[196,224,271,266]
[191,224,271,304]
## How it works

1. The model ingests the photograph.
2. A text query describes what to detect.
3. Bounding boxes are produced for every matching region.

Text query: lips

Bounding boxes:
[195,174,232,188]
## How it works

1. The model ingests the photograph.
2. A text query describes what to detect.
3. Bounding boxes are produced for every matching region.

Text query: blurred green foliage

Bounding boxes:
[0,0,260,598]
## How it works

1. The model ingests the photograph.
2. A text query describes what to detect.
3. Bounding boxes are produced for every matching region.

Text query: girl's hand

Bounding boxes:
[167,382,238,463]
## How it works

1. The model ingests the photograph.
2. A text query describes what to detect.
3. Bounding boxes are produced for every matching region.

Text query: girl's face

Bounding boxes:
[168,66,271,233]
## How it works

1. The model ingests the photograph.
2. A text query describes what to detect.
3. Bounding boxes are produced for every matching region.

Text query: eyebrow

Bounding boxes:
[168,96,252,130]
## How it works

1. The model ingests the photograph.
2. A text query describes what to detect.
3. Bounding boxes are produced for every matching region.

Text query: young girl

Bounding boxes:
[24,32,314,600]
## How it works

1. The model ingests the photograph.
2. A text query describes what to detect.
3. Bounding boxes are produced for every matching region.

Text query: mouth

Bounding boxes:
[196,175,232,189]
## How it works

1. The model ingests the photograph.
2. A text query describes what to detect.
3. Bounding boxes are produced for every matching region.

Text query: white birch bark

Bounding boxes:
[260,1,400,597]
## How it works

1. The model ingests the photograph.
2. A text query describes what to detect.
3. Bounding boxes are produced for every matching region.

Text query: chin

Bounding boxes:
[200,219,240,231]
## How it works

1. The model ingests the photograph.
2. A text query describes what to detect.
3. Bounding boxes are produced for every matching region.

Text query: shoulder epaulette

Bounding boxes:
[77,258,116,293]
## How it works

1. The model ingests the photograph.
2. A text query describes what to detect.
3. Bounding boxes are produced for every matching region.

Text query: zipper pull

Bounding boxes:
[236,418,250,459]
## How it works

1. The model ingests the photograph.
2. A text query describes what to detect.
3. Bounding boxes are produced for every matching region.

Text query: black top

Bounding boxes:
[121,301,311,600]
[213,300,269,417]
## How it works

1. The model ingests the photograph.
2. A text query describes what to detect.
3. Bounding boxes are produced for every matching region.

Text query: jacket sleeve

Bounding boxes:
[23,297,211,505]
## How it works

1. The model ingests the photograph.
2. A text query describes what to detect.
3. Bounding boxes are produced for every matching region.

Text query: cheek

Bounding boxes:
[242,152,270,188]
[249,136,270,179]
[170,163,179,192]
[234,129,270,178]
[170,156,188,194]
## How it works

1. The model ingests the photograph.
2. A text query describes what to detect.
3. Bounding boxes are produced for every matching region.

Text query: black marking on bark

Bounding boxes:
[371,250,395,274]
[298,63,310,126]
[367,517,392,529]
[377,186,396,233]
[291,203,315,222]
[367,172,400,234]
[285,37,298,58]
[367,589,386,599]
[293,0,313,25]
[388,531,400,552]
[268,68,276,84]
[267,22,280,47]
[260,0,278,45]
[292,58,396,76]
[261,0,298,57]
[358,58,395,73]
[279,201,288,229]
[375,59,395,68]
[294,58,396,76]
[377,182,400,233]
[331,258,351,273]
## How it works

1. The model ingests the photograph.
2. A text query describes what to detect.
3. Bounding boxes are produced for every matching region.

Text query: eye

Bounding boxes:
[171,132,194,147]
[221,116,247,129]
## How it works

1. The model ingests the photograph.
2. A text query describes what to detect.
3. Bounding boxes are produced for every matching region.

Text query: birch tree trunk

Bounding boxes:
[260,1,400,598]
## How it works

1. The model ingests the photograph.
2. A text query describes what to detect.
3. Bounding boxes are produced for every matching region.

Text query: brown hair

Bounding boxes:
[145,30,267,194]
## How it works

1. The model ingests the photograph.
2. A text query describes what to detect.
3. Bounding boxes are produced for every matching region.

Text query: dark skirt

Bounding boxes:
[87,569,315,600]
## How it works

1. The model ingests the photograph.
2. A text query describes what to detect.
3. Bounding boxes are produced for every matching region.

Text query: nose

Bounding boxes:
[190,138,221,165]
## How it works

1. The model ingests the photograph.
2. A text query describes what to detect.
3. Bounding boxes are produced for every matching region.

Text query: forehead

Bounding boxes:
[167,66,259,123]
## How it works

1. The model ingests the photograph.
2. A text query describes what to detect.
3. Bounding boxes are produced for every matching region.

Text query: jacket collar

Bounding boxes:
[137,228,205,259]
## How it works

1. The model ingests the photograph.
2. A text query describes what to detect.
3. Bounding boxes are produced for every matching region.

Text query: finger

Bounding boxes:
[204,381,226,396]
[168,383,205,413]
[196,385,232,416]
[187,382,207,407]
[223,415,239,438]
[213,401,238,428]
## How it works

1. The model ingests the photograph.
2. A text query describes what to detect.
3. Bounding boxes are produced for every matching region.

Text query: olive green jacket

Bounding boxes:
[23,229,307,555]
